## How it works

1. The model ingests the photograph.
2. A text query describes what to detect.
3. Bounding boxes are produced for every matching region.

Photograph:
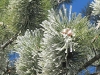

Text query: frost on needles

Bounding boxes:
[15,4,100,75]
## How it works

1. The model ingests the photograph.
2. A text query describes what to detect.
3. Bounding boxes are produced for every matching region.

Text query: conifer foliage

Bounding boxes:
[39,6,100,75]
[90,0,100,26]
[15,29,43,75]
[14,1,100,75]
[90,0,100,15]
[2,0,51,35]
[14,5,100,75]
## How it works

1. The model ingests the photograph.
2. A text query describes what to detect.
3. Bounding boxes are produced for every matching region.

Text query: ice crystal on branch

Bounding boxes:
[14,29,43,75]
[90,0,100,15]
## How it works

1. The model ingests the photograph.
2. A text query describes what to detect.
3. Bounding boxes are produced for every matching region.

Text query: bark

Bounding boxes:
[78,53,100,72]
[0,33,19,50]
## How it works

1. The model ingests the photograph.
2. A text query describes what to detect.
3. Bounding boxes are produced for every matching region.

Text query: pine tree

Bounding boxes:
[81,0,100,25]
[81,2,93,19]
[90,0,100,27]
[0,0,15,73]
[2,0,51,35]
[0,0,51,73]
[14,29,43,75]
[90,0,100,15]
[13,0,100,75]
[0,0,9,21]
[39,5,100,75]
[0,22,15,74]
[14,4,100,75]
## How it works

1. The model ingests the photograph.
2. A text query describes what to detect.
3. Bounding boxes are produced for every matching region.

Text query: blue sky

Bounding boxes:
[68,0,94,13]
[8,51,19,61]
[78,65,96,75]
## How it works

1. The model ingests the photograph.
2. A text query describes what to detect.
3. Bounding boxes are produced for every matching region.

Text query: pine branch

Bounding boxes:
[89,73,99,75]
[3,61,11,75]
[0,32,19,50]
[78,53,100,72]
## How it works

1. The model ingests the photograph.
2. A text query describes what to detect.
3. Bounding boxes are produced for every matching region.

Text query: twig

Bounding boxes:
[0,32,19,50]
[78,53,100,72]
